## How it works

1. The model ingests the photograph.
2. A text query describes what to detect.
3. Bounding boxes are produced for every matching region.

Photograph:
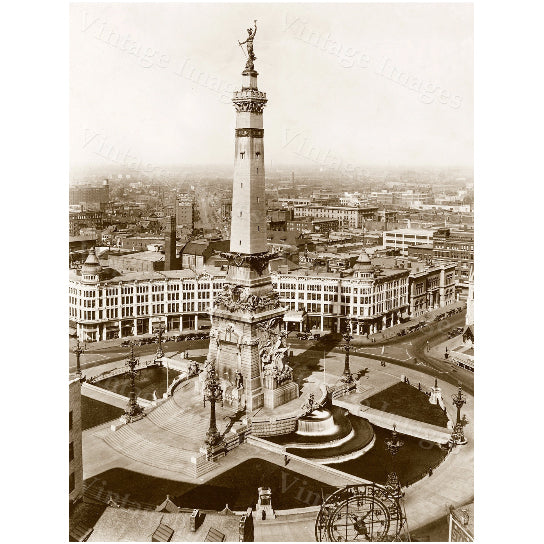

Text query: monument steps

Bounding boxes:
[101,424,198,476]
[145,399,227,444]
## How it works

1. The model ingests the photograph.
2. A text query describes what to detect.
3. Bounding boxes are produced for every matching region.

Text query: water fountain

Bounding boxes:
[266,392,375,464]
[296,408,338,437]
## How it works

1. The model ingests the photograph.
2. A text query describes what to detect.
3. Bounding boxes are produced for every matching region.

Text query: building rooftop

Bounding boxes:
[384,228,435,235]
[450,502,474,538]
[69,234,99,243]
[88,506,242,542]
[112,251,165,262]
[69,266,226,284]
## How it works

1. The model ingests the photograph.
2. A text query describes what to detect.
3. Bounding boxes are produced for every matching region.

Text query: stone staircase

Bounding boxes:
[146,398,210,443]
[100,424,199,477]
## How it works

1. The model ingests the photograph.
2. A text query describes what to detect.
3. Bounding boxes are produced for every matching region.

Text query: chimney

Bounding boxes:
[164,215,177,271]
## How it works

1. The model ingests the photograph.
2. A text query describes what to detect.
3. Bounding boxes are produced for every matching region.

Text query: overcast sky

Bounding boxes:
[70,2,473,172]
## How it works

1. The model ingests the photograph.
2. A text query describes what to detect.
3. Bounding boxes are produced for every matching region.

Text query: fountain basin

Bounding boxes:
[296,408,338,436]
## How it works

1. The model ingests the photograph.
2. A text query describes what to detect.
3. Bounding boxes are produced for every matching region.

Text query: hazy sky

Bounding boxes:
[70,2,473,172]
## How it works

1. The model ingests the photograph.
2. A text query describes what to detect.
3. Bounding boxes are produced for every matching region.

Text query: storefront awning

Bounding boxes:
[284,310,305,323]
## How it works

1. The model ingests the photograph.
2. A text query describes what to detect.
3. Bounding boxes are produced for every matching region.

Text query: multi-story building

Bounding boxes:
[69,376,83,505]
[70,248,457,342]
[220,199,232,222]
[383,228,435,256]
[267,209,294,231]
[69,180,110,211]
[69,210,105,236]
[69,250,226,342]
[176,194,195,230]
[286,217,339,234]
[278,197,312,208]
[293,205,378,228]
[432,228,474,293]
[408,262,456,317]
[114,235,165,251]
[273,251,456,334]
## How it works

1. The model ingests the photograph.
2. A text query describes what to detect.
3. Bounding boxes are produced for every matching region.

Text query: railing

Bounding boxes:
[87,359,162,384]
[82,382,153,408]
[246,436,368,485]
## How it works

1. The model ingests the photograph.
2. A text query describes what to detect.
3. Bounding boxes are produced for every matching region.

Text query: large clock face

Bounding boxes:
[315,484,403,542]
[328,495,391,542]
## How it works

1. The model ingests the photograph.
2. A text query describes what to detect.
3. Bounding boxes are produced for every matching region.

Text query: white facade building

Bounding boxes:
[383,228,435,256]
[70,249,456,341]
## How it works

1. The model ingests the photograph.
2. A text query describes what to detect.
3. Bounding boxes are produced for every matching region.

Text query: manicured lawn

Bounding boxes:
[332,425,448,487]
[81,396,124,430]
[363,381,450,428]
[95,366,180,400]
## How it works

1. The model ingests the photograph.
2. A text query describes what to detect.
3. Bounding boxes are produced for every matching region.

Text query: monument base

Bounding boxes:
[263,381,299,409]
[200,442,227,461]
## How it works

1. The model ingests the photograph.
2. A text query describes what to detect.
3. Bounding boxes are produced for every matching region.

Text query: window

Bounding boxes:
[69,442,74,462]
[69,411,73,431]
[240,151,245,159]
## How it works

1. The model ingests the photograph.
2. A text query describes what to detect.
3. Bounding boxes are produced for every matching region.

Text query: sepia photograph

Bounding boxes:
[68,2,475,541]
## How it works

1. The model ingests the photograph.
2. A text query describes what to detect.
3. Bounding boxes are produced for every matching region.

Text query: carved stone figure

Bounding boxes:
[238,20,257,70]
[235,370,244,389]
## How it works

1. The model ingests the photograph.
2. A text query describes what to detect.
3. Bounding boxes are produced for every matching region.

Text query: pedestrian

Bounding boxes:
[428,468,433,477]
[284,454,289,466]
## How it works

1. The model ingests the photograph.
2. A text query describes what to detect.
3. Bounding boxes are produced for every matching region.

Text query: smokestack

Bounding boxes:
[164,215,177,271]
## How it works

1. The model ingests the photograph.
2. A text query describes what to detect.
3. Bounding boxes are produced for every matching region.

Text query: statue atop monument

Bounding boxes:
[238,20,257,71]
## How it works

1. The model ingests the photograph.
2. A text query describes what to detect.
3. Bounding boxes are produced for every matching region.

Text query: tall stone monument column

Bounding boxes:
[207,24,298,412]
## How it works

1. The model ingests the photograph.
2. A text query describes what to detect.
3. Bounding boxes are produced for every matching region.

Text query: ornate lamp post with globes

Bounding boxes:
[450,384,468,445]
[341,318,354,383]
[123,343,145,423]
[155,323,165,360]
[73,339,84,378]
[203,356,225,455]
[384,424,404,498]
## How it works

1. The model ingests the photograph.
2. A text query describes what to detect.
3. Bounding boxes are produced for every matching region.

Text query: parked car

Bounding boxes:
[120,340,131,347]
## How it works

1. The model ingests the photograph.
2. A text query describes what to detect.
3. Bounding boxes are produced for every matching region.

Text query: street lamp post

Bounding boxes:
[341,319,354,384]
[73,339,84,378]
[155,323,165,360]
[384,424,404,498]
[450,384,468,445]
[124,343,144,422]
[203,358,224,452]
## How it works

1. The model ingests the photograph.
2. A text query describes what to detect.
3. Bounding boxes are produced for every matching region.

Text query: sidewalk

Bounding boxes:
[352,301,466,345]
[69,330,205,351]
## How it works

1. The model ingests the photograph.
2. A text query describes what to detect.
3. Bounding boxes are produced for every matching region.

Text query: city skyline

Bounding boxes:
[70,3,473,173]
